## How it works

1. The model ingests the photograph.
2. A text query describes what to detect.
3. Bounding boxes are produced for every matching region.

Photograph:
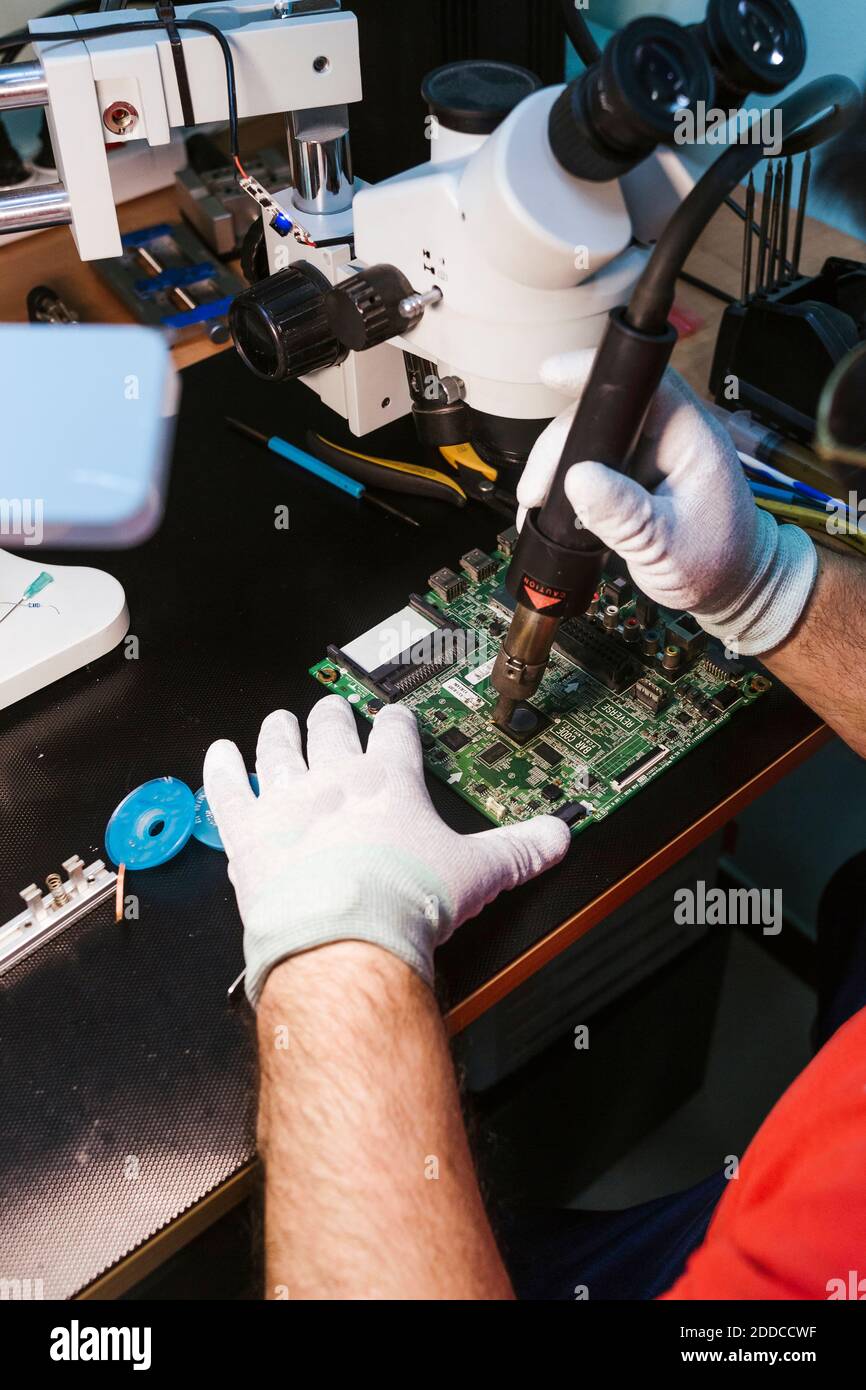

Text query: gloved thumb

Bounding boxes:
[564,460,655,557]
[474,815,570,891]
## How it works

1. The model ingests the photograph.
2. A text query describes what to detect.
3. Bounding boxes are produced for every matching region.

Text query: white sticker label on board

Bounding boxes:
[466,657,496,687]
[443,677,484,711]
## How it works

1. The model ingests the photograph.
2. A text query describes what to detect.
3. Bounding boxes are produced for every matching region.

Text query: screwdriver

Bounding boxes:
[0,570,53,627]
[792,150,812,277]
[226,419,420,528]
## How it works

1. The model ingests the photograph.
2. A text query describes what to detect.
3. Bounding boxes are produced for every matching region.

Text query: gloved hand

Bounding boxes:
[518,353,818,656]
[204,696,570,1005]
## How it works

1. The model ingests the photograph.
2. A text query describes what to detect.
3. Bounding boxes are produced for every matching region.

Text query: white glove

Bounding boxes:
[204,697,570,1005]
[519,353,817,656]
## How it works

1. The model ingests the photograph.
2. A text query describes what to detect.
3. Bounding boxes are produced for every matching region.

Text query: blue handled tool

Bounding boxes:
[741,456,837,508]
[746,479,830,513]
[226,418,419,527]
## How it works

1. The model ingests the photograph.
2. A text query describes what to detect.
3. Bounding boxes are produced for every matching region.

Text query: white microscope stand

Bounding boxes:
[0,549,129,711]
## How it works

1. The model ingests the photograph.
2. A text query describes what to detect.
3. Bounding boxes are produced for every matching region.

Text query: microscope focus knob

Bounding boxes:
[324,264,422,352]
[229,262,347,382]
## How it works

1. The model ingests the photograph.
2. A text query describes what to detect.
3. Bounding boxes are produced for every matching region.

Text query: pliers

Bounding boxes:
[306,433,516,516]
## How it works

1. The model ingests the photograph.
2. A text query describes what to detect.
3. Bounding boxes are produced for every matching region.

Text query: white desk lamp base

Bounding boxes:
[0,550,129,711]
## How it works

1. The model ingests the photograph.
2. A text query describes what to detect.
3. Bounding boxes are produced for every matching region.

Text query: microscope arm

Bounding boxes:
[0,2,361,259]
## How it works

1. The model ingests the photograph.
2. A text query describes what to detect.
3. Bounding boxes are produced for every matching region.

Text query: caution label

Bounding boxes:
[521,575,568,614]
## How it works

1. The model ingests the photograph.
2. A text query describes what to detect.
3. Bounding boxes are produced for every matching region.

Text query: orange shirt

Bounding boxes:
[663,1008,866,1300]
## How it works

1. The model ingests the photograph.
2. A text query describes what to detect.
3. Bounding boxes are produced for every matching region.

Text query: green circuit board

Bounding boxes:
[309,540,770,836]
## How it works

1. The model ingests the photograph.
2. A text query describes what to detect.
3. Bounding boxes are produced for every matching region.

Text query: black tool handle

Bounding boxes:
[306,433,466,509]
[537,308,677,549]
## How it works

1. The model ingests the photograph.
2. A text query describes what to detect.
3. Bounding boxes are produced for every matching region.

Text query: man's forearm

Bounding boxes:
[763,547,866,758]
[257,942,513,1300]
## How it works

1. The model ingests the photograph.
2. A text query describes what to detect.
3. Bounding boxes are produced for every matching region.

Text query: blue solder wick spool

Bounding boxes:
[105,777,196,869]
[193,774,259,851]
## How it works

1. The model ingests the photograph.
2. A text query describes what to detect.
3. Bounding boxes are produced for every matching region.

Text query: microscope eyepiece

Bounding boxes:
[614,23,699,127]
[695,0,806,107]
[550,17,715,182]
[421,60,542,136]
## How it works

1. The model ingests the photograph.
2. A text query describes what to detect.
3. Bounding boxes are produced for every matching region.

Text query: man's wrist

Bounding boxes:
[258,937,422,1016]
[246,918,435,1008]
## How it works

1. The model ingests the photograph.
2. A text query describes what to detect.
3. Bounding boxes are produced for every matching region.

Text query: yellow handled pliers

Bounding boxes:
[307,432,468,507]
[306,433,510,513]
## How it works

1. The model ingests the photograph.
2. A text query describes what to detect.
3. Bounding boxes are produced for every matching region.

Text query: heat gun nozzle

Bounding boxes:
[490,603,561,729]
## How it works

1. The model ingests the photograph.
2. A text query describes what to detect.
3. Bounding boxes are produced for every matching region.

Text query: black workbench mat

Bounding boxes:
[0,349,821,1297]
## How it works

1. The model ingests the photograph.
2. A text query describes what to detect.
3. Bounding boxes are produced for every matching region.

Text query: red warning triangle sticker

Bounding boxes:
[523,584,561,610]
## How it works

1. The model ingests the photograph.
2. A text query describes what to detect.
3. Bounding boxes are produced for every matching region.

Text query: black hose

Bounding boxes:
[628,75,861,334]
[559,0,600,68]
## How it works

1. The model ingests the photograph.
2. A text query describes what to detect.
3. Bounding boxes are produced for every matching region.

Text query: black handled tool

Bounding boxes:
[490,75,860,734]
[489,308,676,732]
[305,432,467,508]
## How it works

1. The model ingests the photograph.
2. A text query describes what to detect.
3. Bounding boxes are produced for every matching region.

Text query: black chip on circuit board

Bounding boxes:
[711,685,741,712]
[439,727,470,751]
[479,740,509,767]
[533,740,561,768]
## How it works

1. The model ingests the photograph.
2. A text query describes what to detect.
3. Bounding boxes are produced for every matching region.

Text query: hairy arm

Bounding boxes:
[257,941,514,1301]
[204,699,566,1300]
[762,547,866,758]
